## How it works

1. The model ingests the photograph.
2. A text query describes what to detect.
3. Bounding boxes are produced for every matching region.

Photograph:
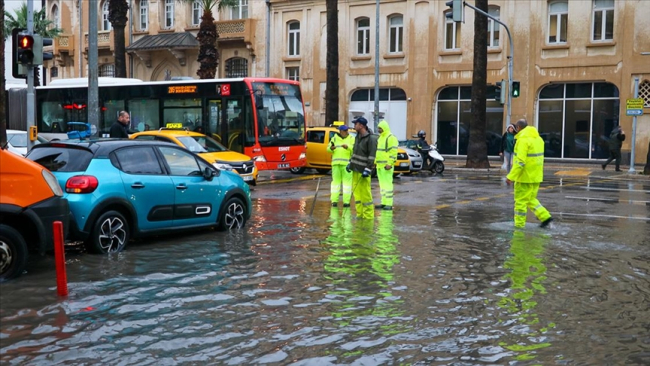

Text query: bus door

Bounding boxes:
[208,98,246,153]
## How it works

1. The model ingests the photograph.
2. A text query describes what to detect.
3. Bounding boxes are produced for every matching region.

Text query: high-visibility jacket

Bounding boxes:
[375,120,399,167]
[507,126,545,183]
[327,133,355,166]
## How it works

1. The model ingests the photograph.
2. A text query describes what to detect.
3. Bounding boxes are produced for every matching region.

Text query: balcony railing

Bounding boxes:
[55,33,75,55]
[215,19,256,45]
[84,31,114,51]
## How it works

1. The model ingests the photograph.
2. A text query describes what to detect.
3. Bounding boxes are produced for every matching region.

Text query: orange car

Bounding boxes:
[0,147,69,280]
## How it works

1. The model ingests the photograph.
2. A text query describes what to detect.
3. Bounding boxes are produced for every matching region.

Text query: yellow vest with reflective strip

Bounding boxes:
[375,133,399,166]
[327,133,355,166]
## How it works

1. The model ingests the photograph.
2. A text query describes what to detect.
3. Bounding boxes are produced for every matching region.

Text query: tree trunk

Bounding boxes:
[324,0,339,126]
[644,141,650,175]
[196,11,219,79]
[466,0,489,168]
[109,0,129,78]
[0,0,6,146]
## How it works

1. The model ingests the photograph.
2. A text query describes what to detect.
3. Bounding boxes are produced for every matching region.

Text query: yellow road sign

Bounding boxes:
[626,98,644,110]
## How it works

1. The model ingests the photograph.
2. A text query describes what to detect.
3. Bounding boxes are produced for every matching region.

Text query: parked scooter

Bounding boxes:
[427,143,445,174]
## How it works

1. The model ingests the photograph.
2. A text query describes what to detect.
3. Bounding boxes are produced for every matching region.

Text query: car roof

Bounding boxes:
[133,129,203,137]
[31,139,178,158]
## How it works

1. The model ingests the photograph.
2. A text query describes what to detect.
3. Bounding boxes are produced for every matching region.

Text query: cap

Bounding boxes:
[353,117,368,126]
[338,125,349,131]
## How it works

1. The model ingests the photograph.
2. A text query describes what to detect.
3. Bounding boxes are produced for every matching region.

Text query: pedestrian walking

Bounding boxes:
[347,117,378,220]
[602,126,625,172]
[506,119,553,228]
[500,124,517,174]
[328,124,355,207]
[110,111,131,138]
[375,120,399,210]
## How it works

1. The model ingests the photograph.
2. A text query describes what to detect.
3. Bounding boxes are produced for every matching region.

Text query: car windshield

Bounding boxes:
[177,135,227,154]
[7,133,27,147]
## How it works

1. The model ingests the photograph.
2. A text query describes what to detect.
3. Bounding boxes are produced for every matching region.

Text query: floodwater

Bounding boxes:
[1,172,649,365]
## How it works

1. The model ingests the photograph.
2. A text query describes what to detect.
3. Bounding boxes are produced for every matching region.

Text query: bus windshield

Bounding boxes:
[252,82,305,147]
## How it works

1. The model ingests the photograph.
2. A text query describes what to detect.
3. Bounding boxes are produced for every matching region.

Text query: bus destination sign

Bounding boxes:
[168,85,198,94]
[253,82,296,97]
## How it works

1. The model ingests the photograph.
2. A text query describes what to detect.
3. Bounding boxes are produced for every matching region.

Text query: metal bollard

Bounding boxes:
[53,221,68,297]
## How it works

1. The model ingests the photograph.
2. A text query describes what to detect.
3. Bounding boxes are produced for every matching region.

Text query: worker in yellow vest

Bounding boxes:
[327,123,355,207]
[375,120,399,210]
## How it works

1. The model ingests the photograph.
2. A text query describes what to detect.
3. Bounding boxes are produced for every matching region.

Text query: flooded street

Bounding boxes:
[1,171,649,365]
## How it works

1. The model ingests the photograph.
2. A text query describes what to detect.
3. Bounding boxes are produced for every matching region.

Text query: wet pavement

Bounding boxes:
[1,168,649,365]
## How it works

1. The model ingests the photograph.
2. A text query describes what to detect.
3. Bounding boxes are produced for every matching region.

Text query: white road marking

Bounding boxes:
[565,196,650,204]
[580,187,650,193]
[556,212,650,221]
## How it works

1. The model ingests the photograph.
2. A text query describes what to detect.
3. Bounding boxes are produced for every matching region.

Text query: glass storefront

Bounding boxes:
[436,86,504,156]
[538,82,619,159]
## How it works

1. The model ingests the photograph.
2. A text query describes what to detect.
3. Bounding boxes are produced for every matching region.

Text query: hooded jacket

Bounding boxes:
[506,126,545,183]
[608,127,625,150]
[350,129,378,173]
[375,120,399,167]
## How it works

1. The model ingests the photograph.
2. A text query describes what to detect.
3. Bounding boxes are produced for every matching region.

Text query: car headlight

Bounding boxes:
[213,162,233,171]
[299,152,306,160]
[253,155,266,163]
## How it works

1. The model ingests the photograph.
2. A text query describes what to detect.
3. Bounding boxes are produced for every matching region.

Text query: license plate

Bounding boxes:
[278,163,290,168]
[242,175,253,181]
[414,162,422,167]
[400,162,409,167]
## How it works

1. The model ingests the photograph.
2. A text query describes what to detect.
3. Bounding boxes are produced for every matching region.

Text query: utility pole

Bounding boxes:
[88,0,99,135]
[26,1,35,151]
[373,0,380,133]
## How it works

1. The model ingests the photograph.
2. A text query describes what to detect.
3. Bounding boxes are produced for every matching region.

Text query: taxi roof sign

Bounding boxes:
[332,121,345,126]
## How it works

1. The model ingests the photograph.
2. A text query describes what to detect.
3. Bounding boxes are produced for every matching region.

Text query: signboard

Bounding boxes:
[626,98,644,116]
[166,123,183,129]
[168,85,197,94]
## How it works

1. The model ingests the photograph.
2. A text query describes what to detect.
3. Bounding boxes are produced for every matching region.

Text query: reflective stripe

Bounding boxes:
[376,160,388,164]
[332,158,349,162]
[514,211,527,216]
[533,204,542,210]
[528,153,544,157]
[362,202,374,206]
[518,162,525,166]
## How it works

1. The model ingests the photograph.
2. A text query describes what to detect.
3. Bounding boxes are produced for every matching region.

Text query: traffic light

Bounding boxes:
[42,37,54,62]
[11,28,27,78]
[495,79,506,105]
[511,80,521,98]
[17,33,35,65]
[445,0,463,22]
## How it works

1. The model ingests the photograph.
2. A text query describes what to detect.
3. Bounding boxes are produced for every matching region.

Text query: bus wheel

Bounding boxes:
[0,224,29,281]
[290,167,305,174]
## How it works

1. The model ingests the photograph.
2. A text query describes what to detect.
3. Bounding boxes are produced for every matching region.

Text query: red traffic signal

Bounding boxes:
[19,34,34,49]
[17,33,35,65]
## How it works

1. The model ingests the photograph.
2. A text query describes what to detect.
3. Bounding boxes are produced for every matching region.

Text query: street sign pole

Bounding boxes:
[628,77,640,174]
[26,1,35,151]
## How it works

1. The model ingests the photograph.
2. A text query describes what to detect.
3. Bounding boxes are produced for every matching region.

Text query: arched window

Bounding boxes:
[538,82,619,159]
[487,6,500,48]
[51,4,60,29]
[548,1,568,44]
[436,86,504,156]
[288,21,300,57]
[192,0,203,26]
[225,57,248,78]
[388,15,403,53]
[102,1,111,31]
[356,18,370,55]
[139,0,148,31]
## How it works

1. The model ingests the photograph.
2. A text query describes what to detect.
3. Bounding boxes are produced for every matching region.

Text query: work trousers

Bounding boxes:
[604,148,622,170]
[330,165,353,204]
[513,182,552,228]
[376,166,394,206]
[352,171,374,219]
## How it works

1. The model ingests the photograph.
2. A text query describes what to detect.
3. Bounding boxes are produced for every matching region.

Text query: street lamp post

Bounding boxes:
[373,0,380,133]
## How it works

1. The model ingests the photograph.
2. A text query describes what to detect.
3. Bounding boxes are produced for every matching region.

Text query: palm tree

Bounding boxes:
[180,0,236,79]
[108,0,129,78]
[466,0,489,168]
[4,2,63,86]
[325,0,339,126]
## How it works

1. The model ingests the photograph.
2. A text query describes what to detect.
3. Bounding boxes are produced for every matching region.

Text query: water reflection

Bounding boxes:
[498,230,554,361]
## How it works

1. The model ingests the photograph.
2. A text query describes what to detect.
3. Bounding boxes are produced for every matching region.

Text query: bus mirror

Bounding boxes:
[255,94,264,110]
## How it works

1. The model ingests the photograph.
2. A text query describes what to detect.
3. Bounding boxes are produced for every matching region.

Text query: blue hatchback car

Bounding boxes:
[27,140,252,253]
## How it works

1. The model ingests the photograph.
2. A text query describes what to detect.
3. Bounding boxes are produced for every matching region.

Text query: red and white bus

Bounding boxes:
[35,77,307,170]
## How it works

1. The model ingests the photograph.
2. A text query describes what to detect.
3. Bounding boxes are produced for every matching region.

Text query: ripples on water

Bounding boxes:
[1,198,649,365]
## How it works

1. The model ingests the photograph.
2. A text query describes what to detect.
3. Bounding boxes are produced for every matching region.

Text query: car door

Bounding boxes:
[157,146,220,227]
[306,129,329,167]
[114,146,176,232]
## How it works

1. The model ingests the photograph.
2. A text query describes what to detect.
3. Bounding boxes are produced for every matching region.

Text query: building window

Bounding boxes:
[139,0,148,31]
[592,0,614,41]
[50,66,58,78]
[356,18,370,55]
[192,1,202,26]
[487,6,500,48]
[548,1,568,44]
[286,67,299,81]
[288,21,300,57]
[99,64,115,77]
[164,0,174,29]
[436,86,504,156]
[538,82,619,159]
[230,0,248,20]
[388,15,403,53]
[225,57,248,78]
[51,4,60,28]
[639,80,650,108]
[444,12,460,50]
[102,1,111,31]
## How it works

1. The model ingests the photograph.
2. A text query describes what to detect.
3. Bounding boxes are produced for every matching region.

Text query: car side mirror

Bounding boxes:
[203,167,216,181]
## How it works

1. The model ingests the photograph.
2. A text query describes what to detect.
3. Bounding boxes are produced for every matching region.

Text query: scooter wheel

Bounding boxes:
[433,161,445,174]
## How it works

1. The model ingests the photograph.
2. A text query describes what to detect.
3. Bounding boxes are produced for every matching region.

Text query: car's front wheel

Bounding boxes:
[290,167,306,174]
[0,225,28,281]
[217,197,247,231]
[85,210,130,254]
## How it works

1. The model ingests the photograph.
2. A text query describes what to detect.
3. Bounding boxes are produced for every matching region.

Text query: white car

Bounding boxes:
[4,130,49,156]
[402,147,423,174]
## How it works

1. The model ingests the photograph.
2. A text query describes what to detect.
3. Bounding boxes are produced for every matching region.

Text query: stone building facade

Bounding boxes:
[45,0,650,162]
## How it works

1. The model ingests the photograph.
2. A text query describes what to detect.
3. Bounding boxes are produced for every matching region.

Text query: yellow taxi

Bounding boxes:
[130,128,258,185]
[290,125,410,176]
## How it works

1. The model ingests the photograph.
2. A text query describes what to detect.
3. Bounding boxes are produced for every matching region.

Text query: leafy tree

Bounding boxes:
[108,0,129,78]
[325,0,339,126]
[466,0,489,168]
[4,2,63,86]
[180,0,237,79]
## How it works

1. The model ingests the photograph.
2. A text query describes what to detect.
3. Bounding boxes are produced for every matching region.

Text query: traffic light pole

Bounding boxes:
[26,0,35,151]
[463,1,514,127]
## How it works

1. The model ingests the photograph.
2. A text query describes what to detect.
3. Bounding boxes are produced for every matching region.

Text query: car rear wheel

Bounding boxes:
[433,161,445,174]
[86,210,129,254]
[316,169,330,174]
[0,225,29,281]
[218,197,247,231]
[290,167,306,174]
